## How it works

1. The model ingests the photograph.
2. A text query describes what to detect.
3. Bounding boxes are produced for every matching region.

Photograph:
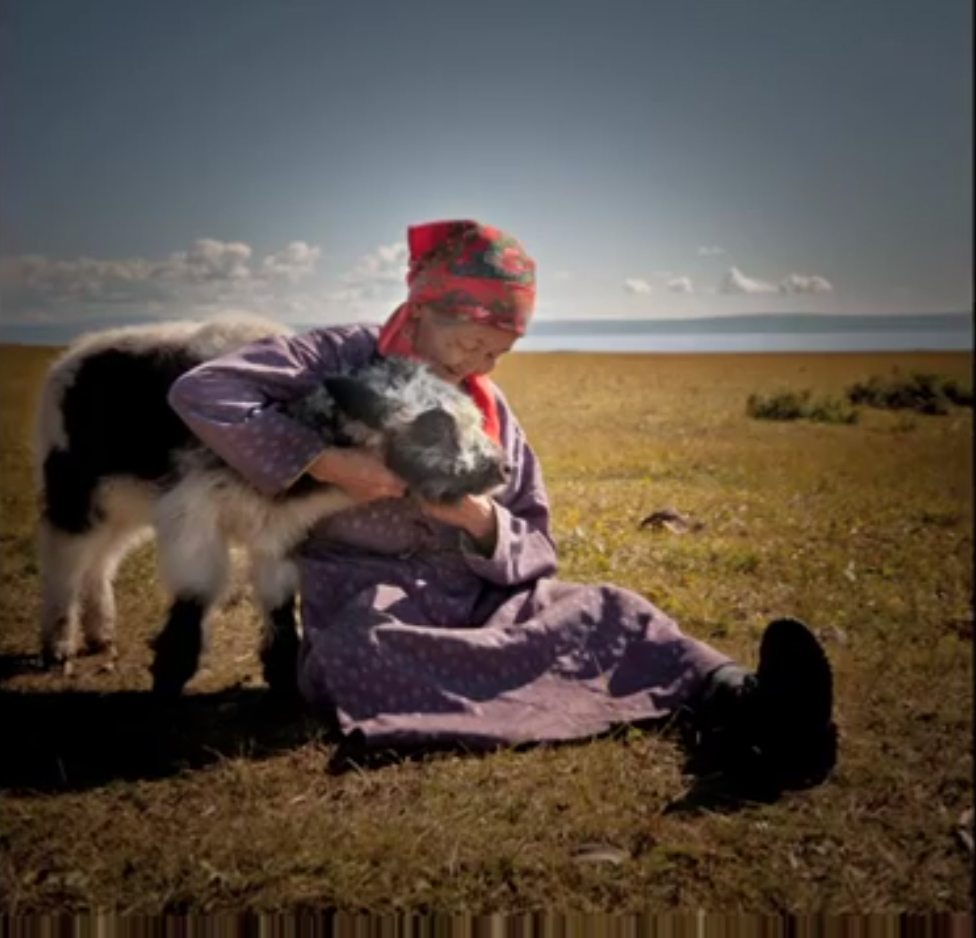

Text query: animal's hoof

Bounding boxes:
[41,638,75,669]
[40,649,64,670]
[150,640,196,696]
[262,649,300,698]
[83,637,117,658]
[265,680,302,706]
[153,677,184,700]
[150,667,190,698]
[41,648,78,677]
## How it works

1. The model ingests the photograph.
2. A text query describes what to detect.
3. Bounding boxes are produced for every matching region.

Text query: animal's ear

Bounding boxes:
[322,376,392,429]
[410,407,458,447]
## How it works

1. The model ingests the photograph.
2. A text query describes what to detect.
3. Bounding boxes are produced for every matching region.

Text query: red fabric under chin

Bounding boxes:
[462,371,502,445]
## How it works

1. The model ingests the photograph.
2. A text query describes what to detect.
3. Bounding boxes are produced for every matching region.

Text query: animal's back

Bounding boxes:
[35,315,290,532]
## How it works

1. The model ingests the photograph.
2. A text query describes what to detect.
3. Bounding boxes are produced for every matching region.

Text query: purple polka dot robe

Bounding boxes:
[168,324,730,749]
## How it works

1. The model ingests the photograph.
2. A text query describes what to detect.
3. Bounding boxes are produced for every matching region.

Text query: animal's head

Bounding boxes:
[322,361,509,503]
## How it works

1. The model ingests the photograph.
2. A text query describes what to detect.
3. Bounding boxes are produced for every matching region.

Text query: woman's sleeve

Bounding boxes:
[460,393,559,586]
[166,324,377,497]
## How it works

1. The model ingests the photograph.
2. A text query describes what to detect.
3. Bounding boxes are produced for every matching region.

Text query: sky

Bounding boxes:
[0,0,972,330]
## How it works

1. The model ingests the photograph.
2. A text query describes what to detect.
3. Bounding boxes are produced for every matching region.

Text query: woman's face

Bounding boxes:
[410,308,518,384]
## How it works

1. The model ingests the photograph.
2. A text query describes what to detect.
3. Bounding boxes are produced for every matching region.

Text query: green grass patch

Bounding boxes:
[746,390,858,424]
[846,371,974,415]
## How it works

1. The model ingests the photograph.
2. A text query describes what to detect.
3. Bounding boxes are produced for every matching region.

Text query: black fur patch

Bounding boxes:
[150,596,207,697]
[42,345,202,533]
[261,600,300,695]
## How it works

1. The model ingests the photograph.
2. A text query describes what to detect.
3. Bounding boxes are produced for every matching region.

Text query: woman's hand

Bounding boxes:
[419,494,498,554]
[307,447,407,503]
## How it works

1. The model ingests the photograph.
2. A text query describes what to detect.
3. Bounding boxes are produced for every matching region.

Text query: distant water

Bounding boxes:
[0,312,971,353]
[517,313,973,353]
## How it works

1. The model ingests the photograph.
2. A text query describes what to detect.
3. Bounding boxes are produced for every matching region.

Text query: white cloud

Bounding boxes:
[0,254,176,312]
[624,277,652,295]
[697,245,726,257]
[346,241,408,285]
[719,266,778,295]
[324,286,370,305]
[166,238,253,283]
[779,273,834,295]
[667,276,694,294]
[261,241,321,282]
[0,237,324,324]
[329,241,409,308]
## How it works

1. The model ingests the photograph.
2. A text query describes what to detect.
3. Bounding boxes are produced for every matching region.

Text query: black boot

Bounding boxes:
[685,618,837,795]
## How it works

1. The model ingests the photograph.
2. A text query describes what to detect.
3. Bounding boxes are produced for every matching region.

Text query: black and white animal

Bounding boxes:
[34,316,508,696]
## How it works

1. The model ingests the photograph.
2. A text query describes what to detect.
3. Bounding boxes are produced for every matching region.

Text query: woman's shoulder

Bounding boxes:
[485,380,531,448]
[300,321,380,346]
[487,379,512,412]
[293,322,380,367]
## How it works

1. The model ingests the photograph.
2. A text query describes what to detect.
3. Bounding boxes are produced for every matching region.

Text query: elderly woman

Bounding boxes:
[168,220,836,791]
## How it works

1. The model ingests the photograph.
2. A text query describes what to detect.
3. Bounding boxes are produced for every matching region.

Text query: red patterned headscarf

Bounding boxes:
[378,220,536,443]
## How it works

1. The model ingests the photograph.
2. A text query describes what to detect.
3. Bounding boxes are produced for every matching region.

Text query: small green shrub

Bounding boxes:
[747,390,858,424]
[846,372,973,414]
[746,390,810,421]
[806,396,860,425]
[939,377,974,407]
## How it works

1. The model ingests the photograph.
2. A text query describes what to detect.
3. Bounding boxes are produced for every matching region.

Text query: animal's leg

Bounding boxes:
[150,495,229,696]
[250,550,301,696]
[150,596,211,697]
[78,525,147,656]
[38,520,95,669]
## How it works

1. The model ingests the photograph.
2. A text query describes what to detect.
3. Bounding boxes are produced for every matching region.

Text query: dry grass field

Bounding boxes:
[0,343,972,914]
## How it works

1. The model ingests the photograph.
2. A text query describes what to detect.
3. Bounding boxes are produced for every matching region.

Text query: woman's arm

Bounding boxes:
[451,392,559,586]
[167,324,382,497]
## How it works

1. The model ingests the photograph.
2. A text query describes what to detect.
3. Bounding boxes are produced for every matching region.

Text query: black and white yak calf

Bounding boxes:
[34,316,509,696]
